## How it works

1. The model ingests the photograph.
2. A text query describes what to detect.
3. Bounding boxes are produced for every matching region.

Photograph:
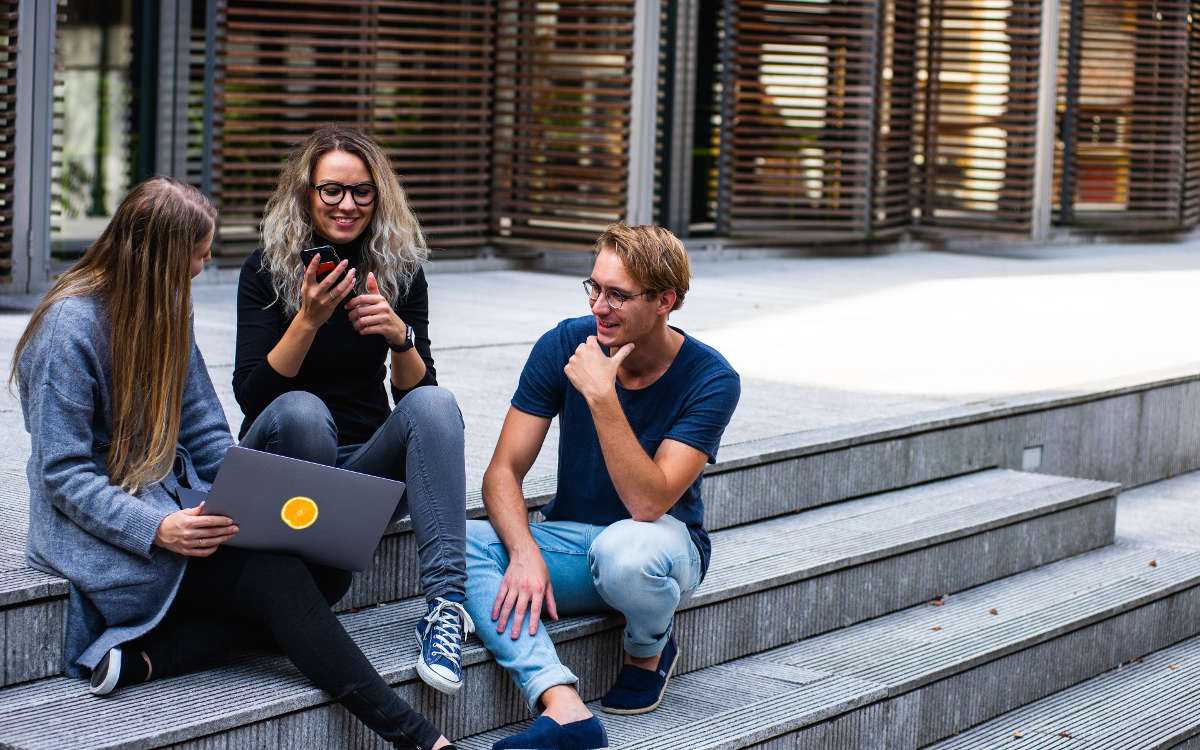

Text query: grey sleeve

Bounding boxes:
[24,323,170,559]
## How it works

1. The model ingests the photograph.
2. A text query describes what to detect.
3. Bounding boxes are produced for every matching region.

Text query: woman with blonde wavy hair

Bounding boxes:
[233,126,472,697]
[15,177,458,750]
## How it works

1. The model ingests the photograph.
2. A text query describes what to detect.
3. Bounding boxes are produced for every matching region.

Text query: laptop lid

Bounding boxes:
[199,446,405,571]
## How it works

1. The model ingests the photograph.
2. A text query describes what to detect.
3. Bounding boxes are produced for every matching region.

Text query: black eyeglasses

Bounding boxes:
[311,181,378,207]
[582,279,651,310]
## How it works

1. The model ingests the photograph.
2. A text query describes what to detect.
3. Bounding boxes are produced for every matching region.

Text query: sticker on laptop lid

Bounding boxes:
[281,496,319,530]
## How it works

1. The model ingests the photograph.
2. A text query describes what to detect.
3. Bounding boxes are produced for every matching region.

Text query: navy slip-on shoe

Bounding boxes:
[491,715,608,749]
[599,635,679,715]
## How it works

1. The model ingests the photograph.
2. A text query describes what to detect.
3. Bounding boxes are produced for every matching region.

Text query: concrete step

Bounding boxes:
[0,469,1119,747]
[0,423,1002,691]
[0,453,1113,689]
[926,633,1200,749]
[459,543,1200,750]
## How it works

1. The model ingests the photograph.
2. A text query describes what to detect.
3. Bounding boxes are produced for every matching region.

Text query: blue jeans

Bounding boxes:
[464,515,703,712]
[241,387,467,601]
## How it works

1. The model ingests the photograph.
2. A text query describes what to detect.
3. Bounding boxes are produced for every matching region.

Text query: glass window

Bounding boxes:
[50,0,135,259]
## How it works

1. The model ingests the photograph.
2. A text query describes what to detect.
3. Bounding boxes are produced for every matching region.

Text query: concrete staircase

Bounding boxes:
[462,544,1198,749]
[927,633,1200,749]
[0,373,1197,747]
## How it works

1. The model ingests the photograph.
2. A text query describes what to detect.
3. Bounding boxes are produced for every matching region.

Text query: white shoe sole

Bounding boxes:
[413,627,463,696]
[89,648,122,696]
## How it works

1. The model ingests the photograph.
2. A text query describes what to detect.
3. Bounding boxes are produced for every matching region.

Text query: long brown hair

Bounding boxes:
[259,125,427,317]
[11,177,216,493]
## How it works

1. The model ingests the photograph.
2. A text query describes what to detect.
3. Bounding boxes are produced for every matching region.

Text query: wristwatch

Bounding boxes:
[389,322,415,353]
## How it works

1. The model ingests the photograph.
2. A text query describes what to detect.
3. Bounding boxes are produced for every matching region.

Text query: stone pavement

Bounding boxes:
[1,240,1199,528]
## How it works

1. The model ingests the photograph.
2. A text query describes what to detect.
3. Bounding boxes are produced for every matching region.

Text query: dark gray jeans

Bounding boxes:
[241,386,467,601]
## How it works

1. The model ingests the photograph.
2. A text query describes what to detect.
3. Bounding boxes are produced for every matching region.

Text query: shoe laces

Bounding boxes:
[423,598,475,667]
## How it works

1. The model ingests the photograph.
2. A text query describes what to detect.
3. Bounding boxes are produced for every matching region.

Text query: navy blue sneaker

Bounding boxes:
[599,635,679,715]
[414,597,475,695]
[492,716,608,749]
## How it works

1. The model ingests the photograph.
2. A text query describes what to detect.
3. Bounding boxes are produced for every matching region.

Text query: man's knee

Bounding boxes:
[588,518,672,584]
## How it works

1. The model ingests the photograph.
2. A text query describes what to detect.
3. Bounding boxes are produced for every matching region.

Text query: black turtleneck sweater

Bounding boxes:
[232,235,437,445]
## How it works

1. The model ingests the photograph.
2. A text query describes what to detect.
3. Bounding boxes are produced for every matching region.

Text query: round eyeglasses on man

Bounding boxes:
[582,279,653,310]
[311,181,378,207]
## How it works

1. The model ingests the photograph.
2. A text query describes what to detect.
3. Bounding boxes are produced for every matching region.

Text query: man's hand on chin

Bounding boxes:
[564,336,634,405]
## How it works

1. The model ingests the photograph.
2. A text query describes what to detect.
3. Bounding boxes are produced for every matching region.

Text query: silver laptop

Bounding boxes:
[178,446,405,571]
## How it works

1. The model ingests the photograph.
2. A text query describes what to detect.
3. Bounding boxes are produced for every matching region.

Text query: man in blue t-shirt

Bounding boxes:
[464,224,740,750]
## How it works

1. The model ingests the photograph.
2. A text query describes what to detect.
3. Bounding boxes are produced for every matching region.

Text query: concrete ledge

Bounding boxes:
[460,544,1200,749]
[3,362,1193,613]
[3,361,1181,687]
[0,469,1118,745]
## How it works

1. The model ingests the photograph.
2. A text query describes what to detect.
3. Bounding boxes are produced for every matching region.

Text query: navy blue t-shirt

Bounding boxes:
[511,316,741,578]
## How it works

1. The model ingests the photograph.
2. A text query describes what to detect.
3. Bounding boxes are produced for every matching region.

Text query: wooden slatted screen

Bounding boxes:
[1184,4,1200,226]
[872,0,920,232]
[913,0,1043,232]
[1056,0,1189,228]
[186,3,211,191]
[0,1,15,284]
[218,0,495,258]
[725,0,880,240]
[490,0,635,247]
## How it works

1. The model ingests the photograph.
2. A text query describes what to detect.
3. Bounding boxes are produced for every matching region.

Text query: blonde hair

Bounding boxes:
[594,223,691,311]
[259,126,427,316]
[12,177,216,493]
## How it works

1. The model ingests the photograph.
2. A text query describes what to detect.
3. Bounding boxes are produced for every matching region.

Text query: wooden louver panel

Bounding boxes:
[0,2,15,284]
[187,6,212,192]
[914,0,1043,232]
[1184,3,1200,226]
[726,0,880,240]
[872,0,920,232]
[218,0,495,257]
[491,0,635,246]
[1060,1,1189,227]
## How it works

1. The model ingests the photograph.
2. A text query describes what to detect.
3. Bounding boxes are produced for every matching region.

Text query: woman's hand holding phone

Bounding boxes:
[298,253,356,328]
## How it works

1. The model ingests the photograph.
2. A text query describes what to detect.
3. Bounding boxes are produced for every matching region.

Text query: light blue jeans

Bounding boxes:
[464,515,703,712]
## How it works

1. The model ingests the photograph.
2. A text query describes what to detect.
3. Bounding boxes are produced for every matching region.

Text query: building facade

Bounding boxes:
[1,0,1197,292]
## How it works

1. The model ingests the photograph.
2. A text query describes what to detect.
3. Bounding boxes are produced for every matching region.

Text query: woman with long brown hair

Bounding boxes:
[14,177,457,750]
[234,126,470,695]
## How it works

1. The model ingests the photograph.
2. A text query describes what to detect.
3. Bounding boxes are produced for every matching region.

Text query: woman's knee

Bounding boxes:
[395,386,463,433]
[268,391,335,432]
[259,391,337,463]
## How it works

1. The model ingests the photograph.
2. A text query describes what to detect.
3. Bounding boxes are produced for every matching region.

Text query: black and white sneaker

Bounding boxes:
[89,647,123,696]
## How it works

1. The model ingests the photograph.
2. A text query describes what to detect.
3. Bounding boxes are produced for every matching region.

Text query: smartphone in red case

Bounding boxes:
[299,244,339,278]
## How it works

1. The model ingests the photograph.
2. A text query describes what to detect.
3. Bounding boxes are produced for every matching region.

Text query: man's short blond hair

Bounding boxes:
[594,223,691,311]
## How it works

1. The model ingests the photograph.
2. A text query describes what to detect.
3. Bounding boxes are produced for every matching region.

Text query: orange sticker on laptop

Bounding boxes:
[281,496,319,530]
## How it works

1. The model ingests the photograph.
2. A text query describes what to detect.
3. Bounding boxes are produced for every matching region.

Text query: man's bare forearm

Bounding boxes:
[482,465,542,559]
[587,391,673,521]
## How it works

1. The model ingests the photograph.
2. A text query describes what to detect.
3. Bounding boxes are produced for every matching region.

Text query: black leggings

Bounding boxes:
[130,546,442,750]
